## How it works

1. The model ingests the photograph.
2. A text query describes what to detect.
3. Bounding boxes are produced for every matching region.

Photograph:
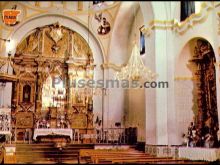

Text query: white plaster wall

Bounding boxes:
[139,2,157,145]
[174,43,194,145]
[106,2,140,128]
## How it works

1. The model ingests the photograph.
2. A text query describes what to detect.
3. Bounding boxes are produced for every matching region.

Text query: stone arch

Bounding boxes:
[4,13,105,121]
[175,37,219,146]
[8,13,105,64]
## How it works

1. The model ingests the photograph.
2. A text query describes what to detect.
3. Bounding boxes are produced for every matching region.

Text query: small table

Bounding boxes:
[33,129,73,141]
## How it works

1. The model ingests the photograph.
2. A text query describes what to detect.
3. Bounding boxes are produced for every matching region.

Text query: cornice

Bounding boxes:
[141,2,214,36]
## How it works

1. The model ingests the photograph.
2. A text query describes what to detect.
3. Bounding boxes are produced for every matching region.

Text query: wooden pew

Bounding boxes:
[79,148,209,164]
[80,149,205,164]
[80,149,168,164]
[79,149,148,163]
[94,156,176,164]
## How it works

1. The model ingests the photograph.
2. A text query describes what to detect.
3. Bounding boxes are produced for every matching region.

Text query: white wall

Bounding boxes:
[106,2,136,128]
[126,5,145,142]
[174,43,194,144]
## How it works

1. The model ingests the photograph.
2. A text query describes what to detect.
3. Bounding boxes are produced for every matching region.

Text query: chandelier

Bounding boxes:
[115,4,157,82]
[115,43,157,81]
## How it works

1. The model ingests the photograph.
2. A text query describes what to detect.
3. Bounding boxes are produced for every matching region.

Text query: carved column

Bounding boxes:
[64,64,69,111]
[188,39,219,146]
[36,72,43,116]
[189,59,205,132]
[35,61,44,118]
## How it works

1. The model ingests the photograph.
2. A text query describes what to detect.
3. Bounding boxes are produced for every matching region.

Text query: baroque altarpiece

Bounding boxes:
[1,23,95,141]
[188,39,219,147]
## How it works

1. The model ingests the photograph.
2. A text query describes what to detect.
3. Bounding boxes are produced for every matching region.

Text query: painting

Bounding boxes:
[92,11,112,36]
[22,85,31,103]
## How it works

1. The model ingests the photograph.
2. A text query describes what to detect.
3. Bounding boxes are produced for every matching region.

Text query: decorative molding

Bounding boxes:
[101,63,125,71]
[174,77,195,81]
[22,2,121,15]
[141,2,214,36]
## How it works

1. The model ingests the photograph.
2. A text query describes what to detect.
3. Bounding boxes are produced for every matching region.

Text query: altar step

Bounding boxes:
[15,143,94,164]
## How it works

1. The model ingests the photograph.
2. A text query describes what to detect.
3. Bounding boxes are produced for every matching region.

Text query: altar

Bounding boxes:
[33,128,73,142]
[0,23,96,143]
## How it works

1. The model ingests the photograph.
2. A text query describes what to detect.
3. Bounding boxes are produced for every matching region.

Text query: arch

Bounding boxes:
[7,13,105,64]
[176,36,217,62]
[5,13,105,124]
[175,37,219,146]
[107,1,156,144]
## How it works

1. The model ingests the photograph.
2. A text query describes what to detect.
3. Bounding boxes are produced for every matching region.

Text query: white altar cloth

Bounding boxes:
[33,129,73,140]
[179,147,220,162]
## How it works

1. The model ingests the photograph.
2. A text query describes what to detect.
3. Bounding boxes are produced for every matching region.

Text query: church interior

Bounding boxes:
[0,1,220,164]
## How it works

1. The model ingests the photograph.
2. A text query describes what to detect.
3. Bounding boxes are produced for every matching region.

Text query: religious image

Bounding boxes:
[92,12,112,36]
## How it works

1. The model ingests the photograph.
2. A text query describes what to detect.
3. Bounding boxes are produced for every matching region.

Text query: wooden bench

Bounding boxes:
[79,148,206,164]
[80,149,164,163]
[80,149,147,163]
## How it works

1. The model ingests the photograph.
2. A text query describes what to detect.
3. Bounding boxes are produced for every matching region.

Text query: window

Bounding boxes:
[140,30,145,55]
[180,1,195,22]
[93,1,104,5]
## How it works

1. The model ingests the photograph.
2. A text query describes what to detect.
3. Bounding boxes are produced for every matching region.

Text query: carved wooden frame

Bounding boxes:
[16,111,34,128]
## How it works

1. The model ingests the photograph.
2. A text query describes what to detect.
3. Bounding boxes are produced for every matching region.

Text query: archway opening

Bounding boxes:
[11,23,96,142]
[175,37,219,147]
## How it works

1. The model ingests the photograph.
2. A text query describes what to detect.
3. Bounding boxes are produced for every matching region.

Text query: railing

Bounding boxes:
[72,127,137,145]
[11,127,137,145]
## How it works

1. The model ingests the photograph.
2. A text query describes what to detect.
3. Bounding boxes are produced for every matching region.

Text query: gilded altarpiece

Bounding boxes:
[11,23,95,141]
[188,39,219,146]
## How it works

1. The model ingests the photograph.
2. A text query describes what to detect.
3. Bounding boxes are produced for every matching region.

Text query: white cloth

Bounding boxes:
[179,147,220,162]
[33,128,73,140]
[0,108,11,132]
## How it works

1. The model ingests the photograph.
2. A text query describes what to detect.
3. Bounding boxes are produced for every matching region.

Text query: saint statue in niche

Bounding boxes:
[23,85,31,103]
